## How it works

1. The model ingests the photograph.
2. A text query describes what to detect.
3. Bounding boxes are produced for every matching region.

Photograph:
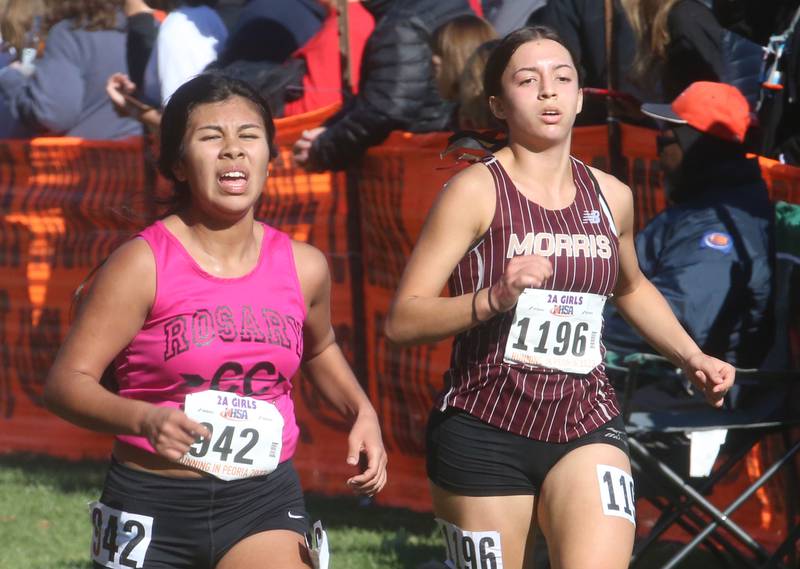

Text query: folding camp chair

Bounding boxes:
[611,353,800,569]
[603,200,800,569]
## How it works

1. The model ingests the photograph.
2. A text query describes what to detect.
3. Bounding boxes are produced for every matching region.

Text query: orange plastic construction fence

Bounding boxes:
[1,115,798,548]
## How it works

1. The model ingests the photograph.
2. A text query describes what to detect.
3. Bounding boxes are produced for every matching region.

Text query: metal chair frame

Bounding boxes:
[613,354,800,569]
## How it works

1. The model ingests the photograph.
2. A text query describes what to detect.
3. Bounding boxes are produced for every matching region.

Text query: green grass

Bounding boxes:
[0,454,105,569]
[0,454,442,569]
[0,454,760,569]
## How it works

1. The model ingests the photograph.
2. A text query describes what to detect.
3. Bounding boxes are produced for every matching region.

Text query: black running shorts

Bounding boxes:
[426,408,630,496]
[91,459,309,568]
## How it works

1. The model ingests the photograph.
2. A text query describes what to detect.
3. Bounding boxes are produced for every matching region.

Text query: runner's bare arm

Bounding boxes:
[593,168,734,405]
[385,163,499,345]
[43,239,210,458]
[293,241,387,495]
[293,241,375,419]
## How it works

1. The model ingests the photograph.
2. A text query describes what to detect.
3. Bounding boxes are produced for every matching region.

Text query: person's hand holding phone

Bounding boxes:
[106,73,148,117]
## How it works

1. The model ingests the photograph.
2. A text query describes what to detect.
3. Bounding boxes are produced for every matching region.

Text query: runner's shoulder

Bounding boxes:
[587,166,631,201]
[438,159,497,212]
[290,240,329,291]
[587,165,634,223]
[102,237,156,283]
[445,159,495,194]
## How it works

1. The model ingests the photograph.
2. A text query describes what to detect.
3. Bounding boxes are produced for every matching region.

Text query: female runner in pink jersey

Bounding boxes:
[386,27,734,569]
[44,73,386,569]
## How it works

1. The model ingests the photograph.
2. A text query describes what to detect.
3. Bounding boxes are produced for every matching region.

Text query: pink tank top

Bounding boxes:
[114,221,305,463]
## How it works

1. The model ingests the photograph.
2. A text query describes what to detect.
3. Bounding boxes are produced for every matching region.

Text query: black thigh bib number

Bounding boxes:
[89,502,153,568]
[437,519,503,569]
[596,465,636,526]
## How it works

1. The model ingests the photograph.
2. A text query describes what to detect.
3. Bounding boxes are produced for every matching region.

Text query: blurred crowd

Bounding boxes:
[0,0,798,166]
[0,1,798,384]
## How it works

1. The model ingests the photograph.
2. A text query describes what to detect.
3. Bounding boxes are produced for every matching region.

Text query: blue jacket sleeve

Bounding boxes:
[633,207,734,348]
[634,208,672,278]
[0,22,85,134]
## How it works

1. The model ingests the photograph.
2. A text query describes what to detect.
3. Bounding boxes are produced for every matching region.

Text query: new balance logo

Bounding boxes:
[582,210,601,224]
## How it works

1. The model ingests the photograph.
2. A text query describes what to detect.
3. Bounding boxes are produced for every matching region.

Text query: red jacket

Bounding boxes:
[283,4,374,116]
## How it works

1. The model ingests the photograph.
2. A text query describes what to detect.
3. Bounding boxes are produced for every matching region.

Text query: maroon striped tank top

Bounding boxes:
[438,155,621,442]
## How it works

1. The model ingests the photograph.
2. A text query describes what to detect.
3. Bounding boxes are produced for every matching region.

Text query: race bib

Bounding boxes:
[180,390,283,481]
[597,465,636,525]
[89,501,153,568]
[307,520,330,569]
[437,518,503,569]
[503,289,606,374]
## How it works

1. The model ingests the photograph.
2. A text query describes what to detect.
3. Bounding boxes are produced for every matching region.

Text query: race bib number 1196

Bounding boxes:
[503,289,606,374]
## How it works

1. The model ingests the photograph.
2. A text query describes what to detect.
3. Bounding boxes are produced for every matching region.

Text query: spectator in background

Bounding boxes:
[1,0,46,58]
[217,0,326,66]
[532,0,649,125]
[717,0,800,165]
[603,82,774,368]
[0,0,13,136]
[214,0,245,32]
[0,0,141,139]
[0,0,45,137]
[106,0,227,129]
[456,38,500,129]
[431,14,496,130]
[124,0,165,93]
[0,13,9,75]
[142,0,227,107]
[621,0,763,105]
[283,0,374,116]
[293,0,474,172]
[706,0,800,50]
[483,0,546,36]
[622,1,798,165]
[0,0,9,65]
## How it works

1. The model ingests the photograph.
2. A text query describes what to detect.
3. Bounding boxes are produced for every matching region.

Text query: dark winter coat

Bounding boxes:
[308,0,472,171]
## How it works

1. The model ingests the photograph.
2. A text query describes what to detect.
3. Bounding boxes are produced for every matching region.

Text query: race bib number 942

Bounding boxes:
[503,289,606,374]
[89,502,153,569]
[180,390,284,481]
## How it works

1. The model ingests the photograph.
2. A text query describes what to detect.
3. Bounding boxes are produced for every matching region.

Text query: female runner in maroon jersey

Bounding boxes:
[386,27,734,569]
